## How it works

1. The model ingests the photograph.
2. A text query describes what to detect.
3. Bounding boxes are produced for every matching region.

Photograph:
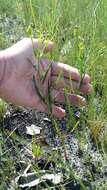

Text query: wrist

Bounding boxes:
[0,51,7,94]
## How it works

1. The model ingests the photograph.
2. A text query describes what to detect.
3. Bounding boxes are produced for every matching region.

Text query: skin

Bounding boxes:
[0,38,92,119]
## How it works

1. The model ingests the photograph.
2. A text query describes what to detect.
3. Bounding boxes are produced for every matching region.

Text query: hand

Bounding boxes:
[0,38,92,118]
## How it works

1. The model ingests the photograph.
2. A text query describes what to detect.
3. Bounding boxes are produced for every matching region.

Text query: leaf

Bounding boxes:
[41,63,52,84]
[26,124,42,136]
[42,173,63,184]
[43,117,51,122]
[11,173,39,189]
[16,172,63,188]
[46,79,52,114]
[32,143,42,158]
[32,75,46,104]
[70,120,80,133]
[60,40,72,56]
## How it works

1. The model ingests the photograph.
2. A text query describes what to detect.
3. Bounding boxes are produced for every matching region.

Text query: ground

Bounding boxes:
[0,104,106,190]
[0,0,107,189]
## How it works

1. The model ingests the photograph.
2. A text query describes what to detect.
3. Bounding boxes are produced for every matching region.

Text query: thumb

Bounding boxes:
[32,38,55,53]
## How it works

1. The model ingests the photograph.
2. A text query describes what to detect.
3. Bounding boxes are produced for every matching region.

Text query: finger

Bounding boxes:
[51,76,80,92]
[32,38,55,53]
[52,105,66,119]
[52,90,86,107]
[51,61,80,82]
[82,74,91,84]
[32,99,66,119]
[80,83,93,94]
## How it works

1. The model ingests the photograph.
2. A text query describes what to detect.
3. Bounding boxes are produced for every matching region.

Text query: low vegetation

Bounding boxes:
[0,0,107,189]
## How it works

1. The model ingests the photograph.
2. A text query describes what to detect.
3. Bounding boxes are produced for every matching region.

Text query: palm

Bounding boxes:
[0,38,92,118]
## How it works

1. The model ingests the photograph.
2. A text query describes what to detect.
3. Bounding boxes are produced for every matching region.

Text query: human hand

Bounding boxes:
[0,38,92,118]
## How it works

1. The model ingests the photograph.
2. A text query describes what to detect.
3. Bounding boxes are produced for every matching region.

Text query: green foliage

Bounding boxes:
[32,141,43,159]
[0,0,15,16]
[0,0,107,189]
[0,99,7,123]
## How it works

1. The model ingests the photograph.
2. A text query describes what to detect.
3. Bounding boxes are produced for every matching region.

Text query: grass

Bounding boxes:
[0,0,107,189]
